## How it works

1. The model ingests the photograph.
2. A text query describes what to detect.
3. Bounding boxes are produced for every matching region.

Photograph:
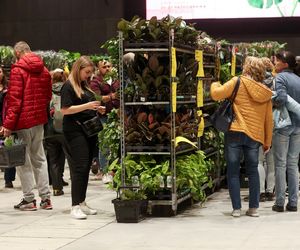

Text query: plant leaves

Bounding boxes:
[266,0,273,8]
[248,0,263,8]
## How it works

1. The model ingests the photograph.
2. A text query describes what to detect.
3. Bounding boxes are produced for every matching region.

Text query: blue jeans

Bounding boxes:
[225,131,261,210]
[272,126,300,207]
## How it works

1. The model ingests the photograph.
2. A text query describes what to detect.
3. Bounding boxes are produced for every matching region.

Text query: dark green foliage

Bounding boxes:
[108,151,212,202]
[98,109,121,165]
[117,15,201,46]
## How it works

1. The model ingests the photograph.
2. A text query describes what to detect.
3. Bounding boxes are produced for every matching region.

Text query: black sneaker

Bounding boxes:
[286,203,297,212]
[53,189,64,196]
[243,196,249,202]
[91,159,100,175]
[40,199,53,210]
[5,181,14,188]
[62,179,69,186]
[14,199,37,211]
[272,204,284,212]
[265,192,275,201]
[259,193,266,202]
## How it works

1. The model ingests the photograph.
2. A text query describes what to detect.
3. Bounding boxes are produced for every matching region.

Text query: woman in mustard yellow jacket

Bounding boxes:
[210,56,273,218]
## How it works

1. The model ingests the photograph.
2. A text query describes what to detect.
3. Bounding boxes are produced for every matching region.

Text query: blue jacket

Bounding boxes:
[274,69,300,128]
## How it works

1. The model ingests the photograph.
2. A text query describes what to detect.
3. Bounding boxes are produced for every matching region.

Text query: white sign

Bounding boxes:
[146,0,300,19]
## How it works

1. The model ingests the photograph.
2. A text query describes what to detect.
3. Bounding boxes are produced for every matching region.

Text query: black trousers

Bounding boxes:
[4,167,16,183]
[64,131,97,206]
[44,135,72,190]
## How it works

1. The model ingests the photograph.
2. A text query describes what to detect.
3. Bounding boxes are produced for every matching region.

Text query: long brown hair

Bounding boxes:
[68,56,94,98]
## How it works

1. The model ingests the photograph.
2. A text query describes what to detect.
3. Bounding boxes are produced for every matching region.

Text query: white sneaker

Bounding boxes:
[246,208,259,217]
[231,209,241,217]
[102,174,113,184]
[80,201,97,215]
[71,205,87,219]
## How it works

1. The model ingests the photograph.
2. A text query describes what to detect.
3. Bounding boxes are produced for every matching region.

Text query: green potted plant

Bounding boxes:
[109,157,149,223]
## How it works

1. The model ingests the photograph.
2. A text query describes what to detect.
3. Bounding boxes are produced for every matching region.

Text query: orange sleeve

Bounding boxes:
[210,76,238,101]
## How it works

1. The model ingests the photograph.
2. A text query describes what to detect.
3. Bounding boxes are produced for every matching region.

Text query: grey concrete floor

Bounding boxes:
[0,167,300,250]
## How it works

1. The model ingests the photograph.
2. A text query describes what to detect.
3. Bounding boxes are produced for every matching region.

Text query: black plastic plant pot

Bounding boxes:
[112,199,148,223]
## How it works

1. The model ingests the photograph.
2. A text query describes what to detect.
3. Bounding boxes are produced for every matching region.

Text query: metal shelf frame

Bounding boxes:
[118,30,220,214]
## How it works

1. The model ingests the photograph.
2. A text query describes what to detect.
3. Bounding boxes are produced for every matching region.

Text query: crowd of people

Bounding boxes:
[1,40,300,220]
[0,41,119,219]
[211,51,300,217]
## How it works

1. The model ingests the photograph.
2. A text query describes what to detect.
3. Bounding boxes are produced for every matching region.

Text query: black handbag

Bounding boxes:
[210,77,241,133]
[77,114,103,137]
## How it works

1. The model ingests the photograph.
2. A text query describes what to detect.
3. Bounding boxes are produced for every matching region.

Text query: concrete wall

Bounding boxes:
[1,0,299,55]
[0,0,124,54]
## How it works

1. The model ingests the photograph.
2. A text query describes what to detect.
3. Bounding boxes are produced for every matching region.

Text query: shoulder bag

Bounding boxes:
[210,77,241,133]
[76,113,103,138]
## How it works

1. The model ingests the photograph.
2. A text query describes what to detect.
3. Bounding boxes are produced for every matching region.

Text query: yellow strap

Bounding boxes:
[197,80,203,108]
[197,117,205,137]
[172,82,177,112]
[171,47,177,77]
[195,50,205,77]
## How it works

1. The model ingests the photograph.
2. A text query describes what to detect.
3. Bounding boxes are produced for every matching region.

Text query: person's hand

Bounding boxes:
[102,95,111,103]
[263,146,270,155]
[97,106,106,115]
[111,92,119,100]
[3,127,12,137]
[211,81,222,87]
[86,101,101,110]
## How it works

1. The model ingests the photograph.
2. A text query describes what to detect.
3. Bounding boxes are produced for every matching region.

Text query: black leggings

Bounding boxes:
[64,132,97,206]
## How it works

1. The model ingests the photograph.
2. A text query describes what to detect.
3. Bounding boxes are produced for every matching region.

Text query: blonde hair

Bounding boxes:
[242,56,266,83]
[68,56,94,98]
[261,57,274,71]
[14,41,31,54]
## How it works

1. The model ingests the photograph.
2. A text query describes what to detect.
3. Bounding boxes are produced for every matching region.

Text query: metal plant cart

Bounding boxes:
[118,29,221,215]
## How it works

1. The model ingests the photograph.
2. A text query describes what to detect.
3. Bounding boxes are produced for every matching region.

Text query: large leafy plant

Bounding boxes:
[108,155,170,198]
[108,151,213,202]
[117,15,212,48]
[176,151,213,201]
